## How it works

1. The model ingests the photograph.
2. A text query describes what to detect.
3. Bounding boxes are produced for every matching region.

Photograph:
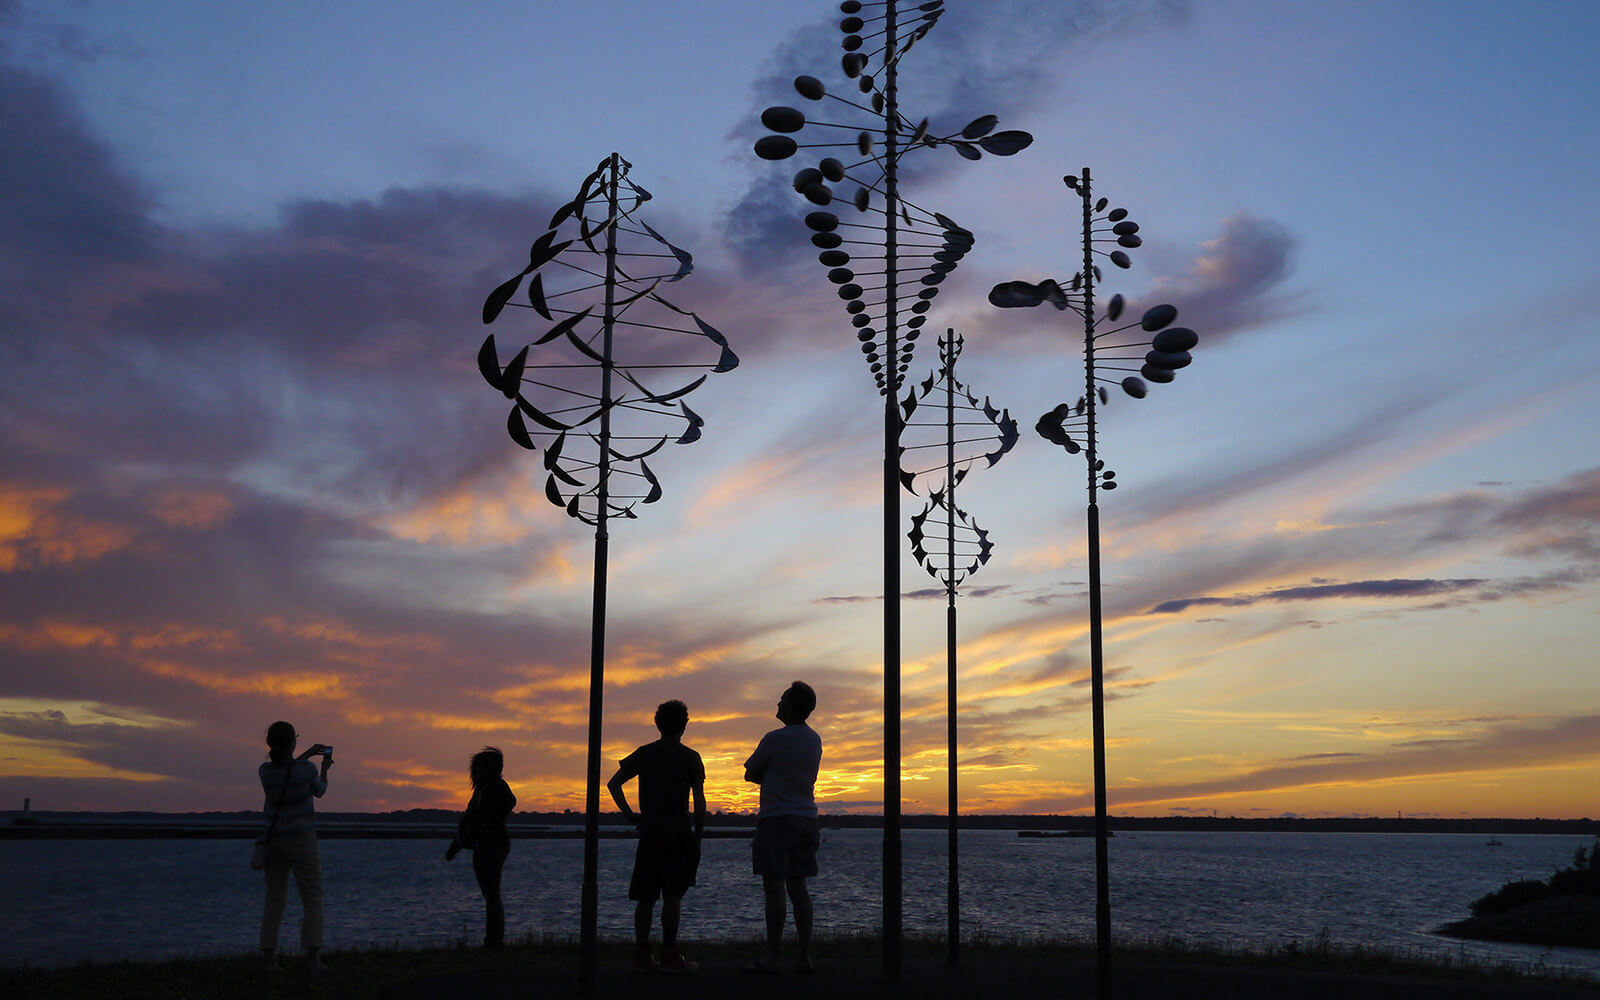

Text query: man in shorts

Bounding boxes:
[608,699,706,973]
[743,681,823,974]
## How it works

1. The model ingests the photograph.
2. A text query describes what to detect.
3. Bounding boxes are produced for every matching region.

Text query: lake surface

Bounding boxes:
[2,829,1596,979]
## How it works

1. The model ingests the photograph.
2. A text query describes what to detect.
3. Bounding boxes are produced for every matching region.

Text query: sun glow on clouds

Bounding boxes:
[378,468,550,548]
[0,700,185,783]
[141,660,347,698]
[0,485,134,571]
[0,620,241,653]
[0,733,168,782]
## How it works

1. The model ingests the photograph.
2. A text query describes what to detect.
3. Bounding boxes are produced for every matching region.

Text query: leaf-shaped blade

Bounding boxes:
[507,405,537,450]
[534,307,594,346]
[500,346,529,400]
[482,270,527,324]
[639,373,707,405]
[547,198,580,231]
[527,231,574,272]
[676,400,705,445]
[516,395,572,431]
[640,460,663,504]
[544,432,568,472]
[547,457,585,489]
[527,272,551,320]
[564,327,606,365]
[545,474,568,511]
[691,314,731,348]
[477,334,503,389]
[609,436,668,463]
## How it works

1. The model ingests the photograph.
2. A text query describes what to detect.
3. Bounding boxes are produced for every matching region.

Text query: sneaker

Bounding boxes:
[261,950,283,973]
[632,948,659,972]
[659,950,699,974]
[305,955,332,975]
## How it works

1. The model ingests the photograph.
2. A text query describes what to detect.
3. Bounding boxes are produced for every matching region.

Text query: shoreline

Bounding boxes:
[4,934,1595,1000]
[6,811,1596,840]
[1439,896,1600,951]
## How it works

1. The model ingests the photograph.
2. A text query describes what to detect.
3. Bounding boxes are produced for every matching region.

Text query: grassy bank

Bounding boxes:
[2,932,1593,999]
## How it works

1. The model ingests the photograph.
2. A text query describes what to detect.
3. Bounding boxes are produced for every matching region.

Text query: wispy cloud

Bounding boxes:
[1146,577,1486,615]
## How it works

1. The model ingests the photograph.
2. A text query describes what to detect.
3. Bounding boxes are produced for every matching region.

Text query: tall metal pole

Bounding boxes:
[1079,166,1113,999]
[578,152,620,997]
[945,333,960,967]
[881,0,903,984]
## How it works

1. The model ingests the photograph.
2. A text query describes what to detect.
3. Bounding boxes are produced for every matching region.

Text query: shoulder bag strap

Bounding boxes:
[262,760,294,840]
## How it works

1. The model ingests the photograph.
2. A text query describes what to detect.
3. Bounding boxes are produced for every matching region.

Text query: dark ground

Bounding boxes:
[379,952,1600,1000]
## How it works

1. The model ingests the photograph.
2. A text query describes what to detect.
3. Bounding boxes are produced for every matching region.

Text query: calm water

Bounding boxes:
[2,829,1596,978]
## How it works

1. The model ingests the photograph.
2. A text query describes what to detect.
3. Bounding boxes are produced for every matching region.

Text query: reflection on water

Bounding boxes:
[2,829,1595,979]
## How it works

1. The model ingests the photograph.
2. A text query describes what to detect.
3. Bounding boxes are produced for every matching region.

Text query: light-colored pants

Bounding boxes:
[260,830,323,952]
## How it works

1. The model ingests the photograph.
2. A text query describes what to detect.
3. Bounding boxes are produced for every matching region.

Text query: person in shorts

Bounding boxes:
[608,699,706,973]
[742,681,822,974]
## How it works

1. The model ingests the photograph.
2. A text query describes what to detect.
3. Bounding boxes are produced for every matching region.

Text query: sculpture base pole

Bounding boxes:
[578,530,608,995]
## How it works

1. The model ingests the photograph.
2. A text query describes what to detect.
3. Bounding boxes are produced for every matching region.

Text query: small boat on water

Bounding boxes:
[1486,837,1504,846]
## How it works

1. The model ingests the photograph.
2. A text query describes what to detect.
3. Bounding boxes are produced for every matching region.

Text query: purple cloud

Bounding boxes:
[1146,577,1488,615]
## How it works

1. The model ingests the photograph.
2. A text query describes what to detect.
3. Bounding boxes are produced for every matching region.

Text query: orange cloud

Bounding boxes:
[378,467,549,547]
[0,621,241,652]
[140,659,348,698]
[0,734,168,782]
[258,615,444,660]
[0,484,134,571]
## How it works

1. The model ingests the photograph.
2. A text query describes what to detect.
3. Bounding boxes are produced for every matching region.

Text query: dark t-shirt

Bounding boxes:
[463,778,517,849]
[616,740,705,829]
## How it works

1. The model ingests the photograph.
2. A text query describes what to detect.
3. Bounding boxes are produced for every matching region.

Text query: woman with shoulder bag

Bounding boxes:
[258,721,333,972]
[446,747,516,948]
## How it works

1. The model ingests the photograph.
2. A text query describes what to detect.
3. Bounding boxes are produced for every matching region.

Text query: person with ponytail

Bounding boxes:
[258,720,333,972]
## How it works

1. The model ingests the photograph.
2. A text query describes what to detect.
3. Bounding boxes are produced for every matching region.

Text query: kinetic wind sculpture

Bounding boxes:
[899,330,1016,965]
[990,167,1198,999]
[752,1,1031,977]
[476,153,737,994]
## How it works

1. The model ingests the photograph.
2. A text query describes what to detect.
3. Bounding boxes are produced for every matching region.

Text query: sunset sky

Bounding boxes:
[2,0,1597,819]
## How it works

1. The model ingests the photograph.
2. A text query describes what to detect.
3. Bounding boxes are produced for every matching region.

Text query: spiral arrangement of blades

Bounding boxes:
[477,154,738,525]
[990,169,1199,492]
[898,331,1016,591]
[752,0,1032,396]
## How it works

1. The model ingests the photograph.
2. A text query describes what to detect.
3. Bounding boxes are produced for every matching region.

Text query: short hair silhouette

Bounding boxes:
[785,681,816,721]
[654,700,689,737]
[469,747,504,791]
[266,721,296,764]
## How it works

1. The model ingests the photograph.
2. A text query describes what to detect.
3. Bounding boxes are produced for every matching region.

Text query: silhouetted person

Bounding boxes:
[743,681,822,975]
[258,720,333,973]
[607,699,707,973]
[446,746,517,949]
